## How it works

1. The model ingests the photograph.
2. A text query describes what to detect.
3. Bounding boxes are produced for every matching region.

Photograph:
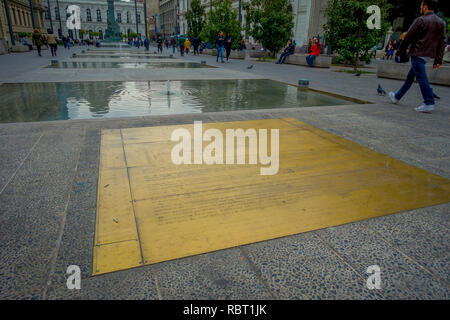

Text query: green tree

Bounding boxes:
[186,0,205,39]
[243,0,294,57]
[200,0,241,50]
[324,0,390,72]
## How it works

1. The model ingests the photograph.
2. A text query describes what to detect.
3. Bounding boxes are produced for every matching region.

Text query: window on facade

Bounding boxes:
[96,9,101,22]
[127,12,130,24]
[117,13,121,23]
[137,14,140,24]
[87,9,91,22]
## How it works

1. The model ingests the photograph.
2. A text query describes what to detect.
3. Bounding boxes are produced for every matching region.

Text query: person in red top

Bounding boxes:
[306,37,322,67]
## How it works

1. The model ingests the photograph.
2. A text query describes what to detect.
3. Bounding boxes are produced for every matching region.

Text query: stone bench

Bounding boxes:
[280,53,332,68]
[11,45,30,52]
[377,61,450,87]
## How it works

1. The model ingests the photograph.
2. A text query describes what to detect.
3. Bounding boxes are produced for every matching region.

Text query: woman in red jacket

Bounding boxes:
[306,37,322,67]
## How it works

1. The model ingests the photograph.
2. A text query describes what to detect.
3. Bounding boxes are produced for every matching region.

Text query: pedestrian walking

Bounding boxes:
[157,36,163,53]
[32,29,44,56]
[178,34,186,56]
[389,0,446,113]
[47,30,58,57]
[185,38,191,55]
[216,31,225,63]
[193,37,200,55]
[225,33,232,62]
[144,37,150,51]
[171,37,177,54]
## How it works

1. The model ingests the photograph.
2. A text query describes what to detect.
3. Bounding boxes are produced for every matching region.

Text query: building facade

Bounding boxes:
[159,0,177,38]
[0,0,46,45]
[44,0,145,39]
[176,0,329,46]
[146,0,159,38]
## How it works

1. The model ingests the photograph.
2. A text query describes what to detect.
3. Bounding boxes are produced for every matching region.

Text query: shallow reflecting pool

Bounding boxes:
[73,54,172,59]
[47,61,213,68]
[0,80,359,123]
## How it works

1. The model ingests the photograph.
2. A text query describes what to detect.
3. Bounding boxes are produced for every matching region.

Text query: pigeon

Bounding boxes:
[377,84,386,96]
[247,65,254,69]
[355,72,361,77]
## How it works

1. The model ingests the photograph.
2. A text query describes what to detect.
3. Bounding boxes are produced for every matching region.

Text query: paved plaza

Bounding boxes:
[0,45,449,300]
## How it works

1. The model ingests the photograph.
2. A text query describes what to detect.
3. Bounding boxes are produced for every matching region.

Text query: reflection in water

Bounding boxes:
[49,61,212,69]
[0,80,356,123]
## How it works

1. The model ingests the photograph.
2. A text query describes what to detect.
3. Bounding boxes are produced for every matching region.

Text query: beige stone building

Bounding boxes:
[0,0,46,47]
[146,0,159,38]
[176,0,329,46]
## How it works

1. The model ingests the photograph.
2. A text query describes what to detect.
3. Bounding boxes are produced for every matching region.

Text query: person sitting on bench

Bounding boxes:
[306,37,322,67]
[276,40,295,64]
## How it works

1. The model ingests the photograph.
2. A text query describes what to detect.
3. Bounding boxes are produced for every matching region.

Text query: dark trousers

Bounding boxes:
[193,46,199,55]
[395,56,434,106]
[50,44,57,56]
[158,45,163,53]
[225,46,231,60]
[179,45,185,56]
[36,45,41,56]
[277,52,292,64]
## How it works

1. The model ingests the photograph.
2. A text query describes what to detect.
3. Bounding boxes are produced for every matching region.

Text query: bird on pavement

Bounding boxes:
[247,65,254,69]
[377,84,387,96]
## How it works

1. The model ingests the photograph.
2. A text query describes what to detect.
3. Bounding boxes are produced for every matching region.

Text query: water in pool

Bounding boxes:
[48,61,213,68]
[0,80,357,123]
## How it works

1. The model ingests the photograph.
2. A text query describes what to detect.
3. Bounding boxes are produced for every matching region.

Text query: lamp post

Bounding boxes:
[144,0,147,38]
[3,0,15,45]
[56,0,63,37]
[29,0,36,29]
[134,0,139,38]
[47,0,54,33]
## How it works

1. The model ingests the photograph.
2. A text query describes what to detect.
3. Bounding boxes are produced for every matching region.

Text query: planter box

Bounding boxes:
[0,38,7,54]
[280,53,332,68]
[229,50,245,59]
[11,45,29,52]
[248,50,266,58]
[377,61,450,86]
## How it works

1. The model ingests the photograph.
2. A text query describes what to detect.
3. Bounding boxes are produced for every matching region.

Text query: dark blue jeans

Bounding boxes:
[306,55,316,67]
[277,52,292,64]
[217,46,224,62]
[395,56,434,106]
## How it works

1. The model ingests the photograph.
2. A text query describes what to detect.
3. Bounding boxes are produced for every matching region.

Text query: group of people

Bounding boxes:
[23,29,59,57]
[276,37,322,67]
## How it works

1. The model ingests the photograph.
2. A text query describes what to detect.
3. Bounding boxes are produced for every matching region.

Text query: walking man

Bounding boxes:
[157,36,163,53]
[32,29,44,56]
[389,0,447,113]
[178,34,186,57]
[216,31,225,63]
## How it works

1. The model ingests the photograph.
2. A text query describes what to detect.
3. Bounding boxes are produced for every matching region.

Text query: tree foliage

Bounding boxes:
[243,0,294,57]
[186,0,205,39]
[200,0,242,50]
[324,0,390,71]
